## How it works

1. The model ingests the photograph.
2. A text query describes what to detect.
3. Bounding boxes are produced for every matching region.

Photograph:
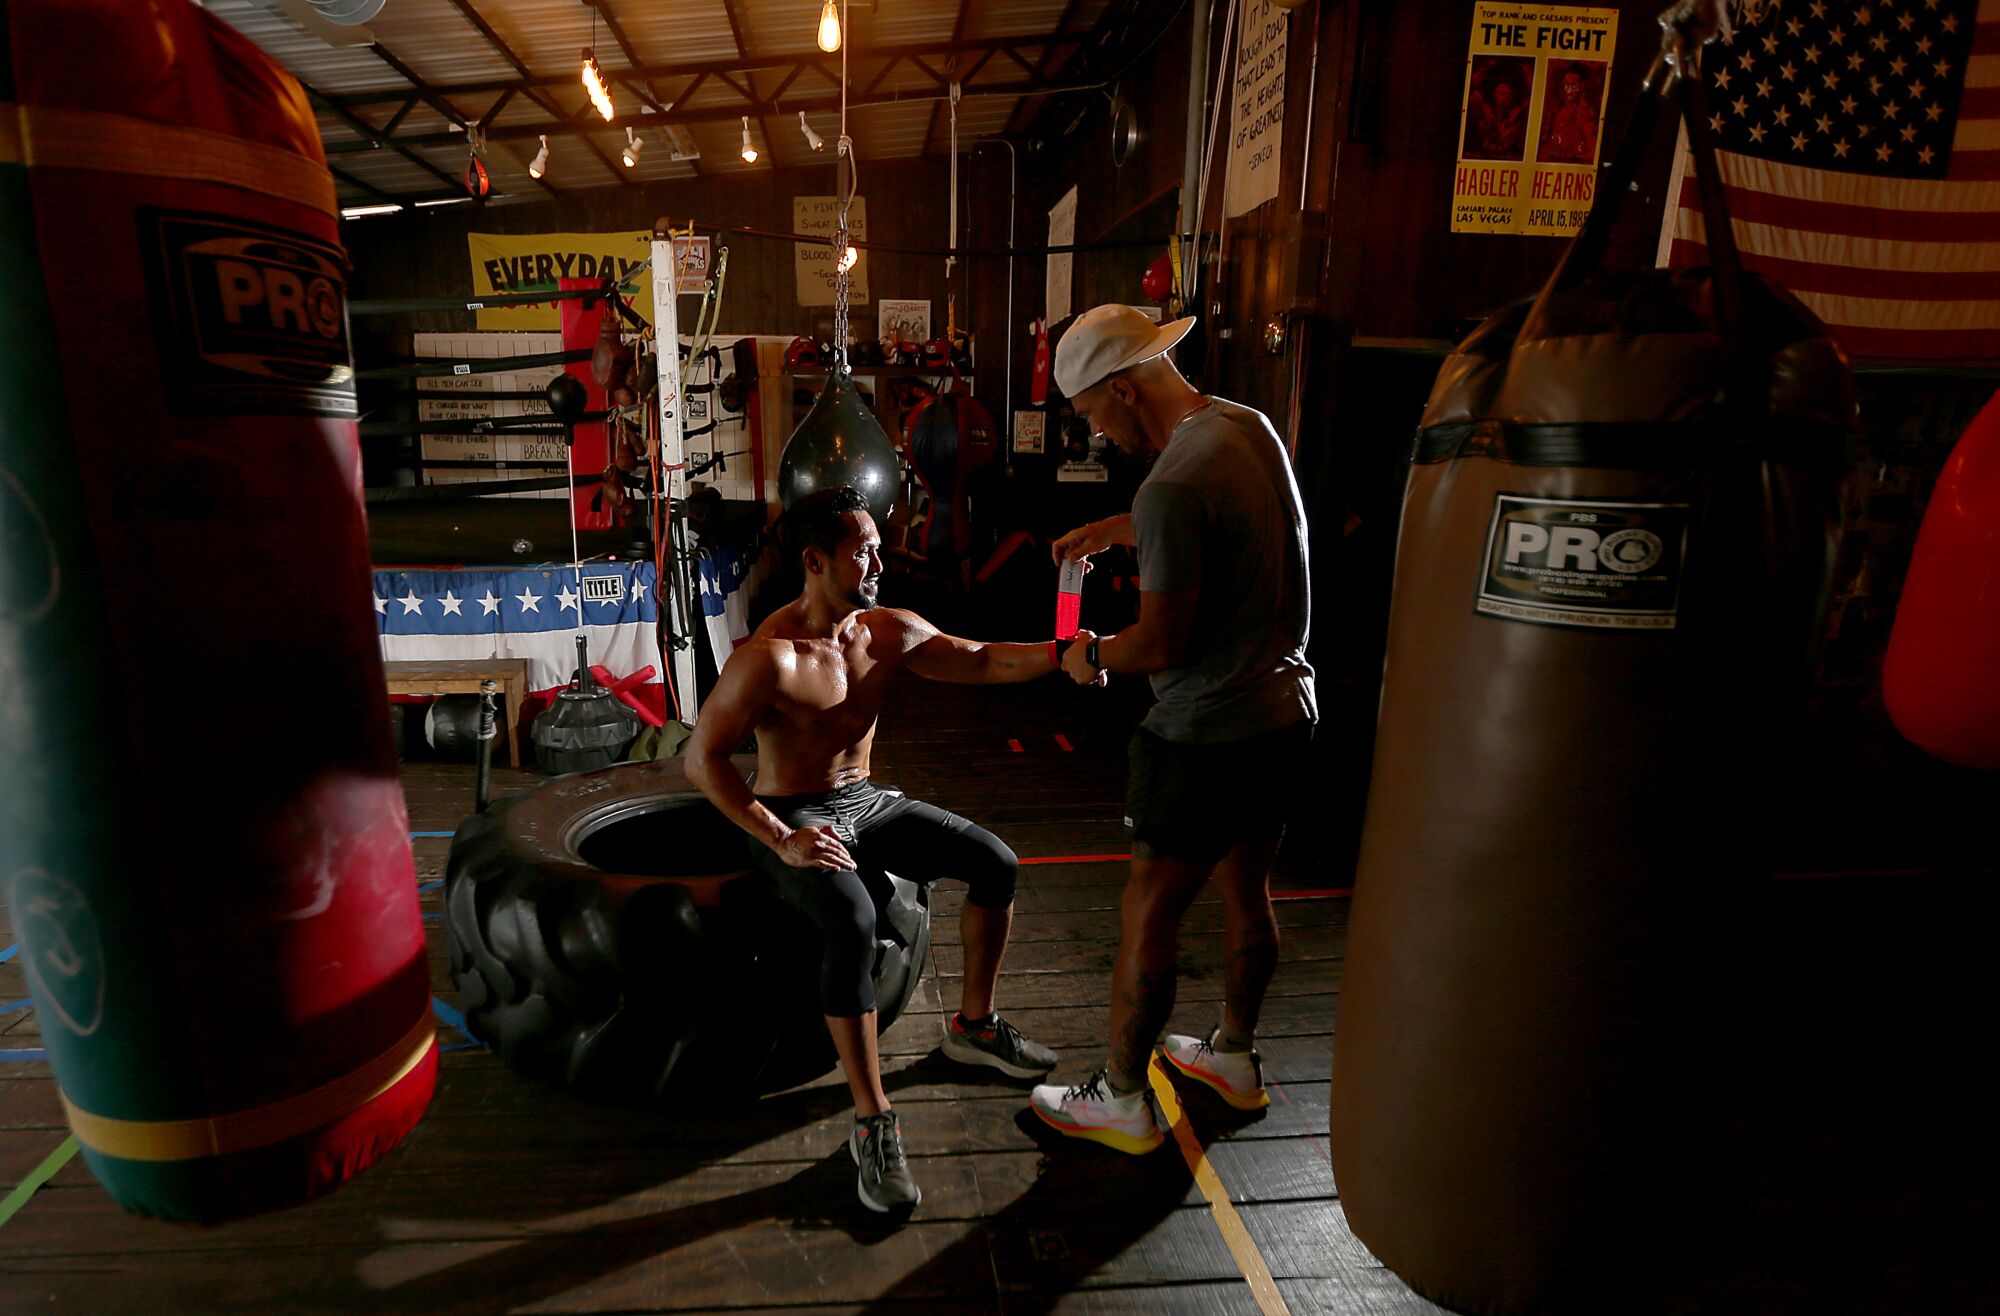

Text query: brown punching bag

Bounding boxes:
[1328,57,1854,1314]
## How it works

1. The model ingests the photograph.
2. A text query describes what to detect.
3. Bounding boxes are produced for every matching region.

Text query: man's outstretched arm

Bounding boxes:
[897,609,1065,685]
[685,648,854,870]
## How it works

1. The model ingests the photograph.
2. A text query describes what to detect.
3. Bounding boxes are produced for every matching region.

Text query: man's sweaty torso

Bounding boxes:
[743,604,915,795]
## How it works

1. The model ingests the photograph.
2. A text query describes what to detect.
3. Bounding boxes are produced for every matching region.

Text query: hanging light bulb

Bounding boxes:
[621,126,644,168]
[816,0,842,52]
[799,111,826,152]
[740,115,759,164]
[581,50,615,121]
[527,134,550,179]
[841,243,860,270]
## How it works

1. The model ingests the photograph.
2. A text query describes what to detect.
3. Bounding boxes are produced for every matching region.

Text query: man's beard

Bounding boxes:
[850,579,879,608]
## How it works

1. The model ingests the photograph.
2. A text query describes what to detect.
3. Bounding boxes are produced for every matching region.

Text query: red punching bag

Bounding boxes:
[1883,389,2000,769]
[560,278,615,531]
[0,0,434,1222]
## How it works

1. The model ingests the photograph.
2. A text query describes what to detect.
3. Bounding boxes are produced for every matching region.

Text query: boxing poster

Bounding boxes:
[1451,3,1617,236]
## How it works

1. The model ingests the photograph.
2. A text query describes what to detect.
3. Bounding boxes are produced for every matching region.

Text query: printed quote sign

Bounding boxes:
[794,196,870,306]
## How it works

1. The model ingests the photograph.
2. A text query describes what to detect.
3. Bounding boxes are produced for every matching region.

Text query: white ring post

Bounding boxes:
[650,235,699,722]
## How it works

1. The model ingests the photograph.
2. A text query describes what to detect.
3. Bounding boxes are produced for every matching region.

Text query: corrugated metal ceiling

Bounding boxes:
[199,0,1112,206]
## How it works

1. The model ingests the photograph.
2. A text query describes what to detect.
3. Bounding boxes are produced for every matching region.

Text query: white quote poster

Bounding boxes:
[1224,0,1288,219]
[1046,185,1077,323]
[794,196,870,306]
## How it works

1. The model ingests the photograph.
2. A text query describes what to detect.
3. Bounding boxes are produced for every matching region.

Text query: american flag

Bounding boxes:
[696,542,761,669]
[373,562,663,700]
[1660,0,2000,362]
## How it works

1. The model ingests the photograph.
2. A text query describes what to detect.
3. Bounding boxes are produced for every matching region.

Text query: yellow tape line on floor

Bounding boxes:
[1149,1060,1291,1316]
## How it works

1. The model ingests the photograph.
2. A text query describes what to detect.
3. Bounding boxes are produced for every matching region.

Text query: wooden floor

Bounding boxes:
[0,676,1442,1315]
[6,674,1997,1313]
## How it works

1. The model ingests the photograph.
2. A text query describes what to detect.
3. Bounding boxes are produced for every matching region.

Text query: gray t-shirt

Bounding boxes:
[1130,397,1316,743]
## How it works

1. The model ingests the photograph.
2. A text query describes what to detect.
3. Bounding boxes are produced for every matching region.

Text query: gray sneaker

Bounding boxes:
[849,1111,921,1213]
[940,1012,1059,1078]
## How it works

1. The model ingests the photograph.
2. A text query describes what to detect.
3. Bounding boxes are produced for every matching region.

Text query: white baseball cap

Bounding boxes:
[1054,304,1196,398]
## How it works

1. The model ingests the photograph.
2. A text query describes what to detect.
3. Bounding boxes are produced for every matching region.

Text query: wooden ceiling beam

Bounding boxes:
[321,37,1092,106]
[323,76,1058,155]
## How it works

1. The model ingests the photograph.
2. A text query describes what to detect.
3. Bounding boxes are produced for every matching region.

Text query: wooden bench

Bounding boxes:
[383,658,531,767]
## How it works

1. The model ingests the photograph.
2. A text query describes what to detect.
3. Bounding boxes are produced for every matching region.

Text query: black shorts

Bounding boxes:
[748,780,1017,1016]
[1126,720,1315,864]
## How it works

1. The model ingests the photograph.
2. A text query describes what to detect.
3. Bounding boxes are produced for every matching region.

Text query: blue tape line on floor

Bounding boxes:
[0,999,32,1015]
[0,944,18,964]
[416,879,444,894]
[431,996,482,1048]
[0,1050,48,1063]
[410,831,455,838]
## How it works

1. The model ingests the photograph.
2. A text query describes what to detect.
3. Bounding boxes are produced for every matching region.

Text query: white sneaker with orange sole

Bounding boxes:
[1160,1029,1270,1110]
[1028,1069,1166,1154]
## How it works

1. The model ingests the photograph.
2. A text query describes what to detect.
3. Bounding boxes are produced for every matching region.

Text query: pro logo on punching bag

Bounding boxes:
[1478,494,1689,630]
[141,209,357,419]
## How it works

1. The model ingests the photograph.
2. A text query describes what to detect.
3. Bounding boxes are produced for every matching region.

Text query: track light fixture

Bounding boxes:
[621,127,644,168]
[799,112,826,152]
[740,115,759,164]
[816,0,841,53]
[581,49,615,121]
[527,134,550,179]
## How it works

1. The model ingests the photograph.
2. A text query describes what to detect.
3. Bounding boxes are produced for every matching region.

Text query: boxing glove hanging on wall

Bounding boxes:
[0,0,433,1222]
[1882,389,2000,769]
[1327,44,1854,1314]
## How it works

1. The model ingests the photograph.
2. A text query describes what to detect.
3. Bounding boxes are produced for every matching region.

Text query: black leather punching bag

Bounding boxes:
[1328,60,1855,1314]
[777,366,899,522]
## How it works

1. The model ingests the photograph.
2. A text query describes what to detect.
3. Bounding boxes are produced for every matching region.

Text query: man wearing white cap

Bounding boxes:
[1028,304,1316,1153]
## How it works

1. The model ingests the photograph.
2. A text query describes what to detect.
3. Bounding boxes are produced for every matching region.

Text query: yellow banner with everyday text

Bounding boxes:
[1451,3,1617,236]
[465,230,652,330]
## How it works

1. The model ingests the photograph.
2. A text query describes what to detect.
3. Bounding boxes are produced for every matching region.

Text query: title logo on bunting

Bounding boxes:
[466,230,652,330]
[1452,3,1618,236]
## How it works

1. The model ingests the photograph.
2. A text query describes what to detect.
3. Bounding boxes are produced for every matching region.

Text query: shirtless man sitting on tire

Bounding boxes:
[685,485,1077,1215]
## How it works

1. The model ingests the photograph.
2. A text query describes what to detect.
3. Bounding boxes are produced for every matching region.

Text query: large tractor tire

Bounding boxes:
[444,758,932,1099]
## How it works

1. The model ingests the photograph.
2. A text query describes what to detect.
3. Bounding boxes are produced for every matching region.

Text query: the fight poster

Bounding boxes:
[1451,3,1617,236]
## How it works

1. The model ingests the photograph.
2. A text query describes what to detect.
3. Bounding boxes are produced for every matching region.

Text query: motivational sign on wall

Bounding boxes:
[794,196,870,307]
[1225,0,1289,219]
[465,230,651,329]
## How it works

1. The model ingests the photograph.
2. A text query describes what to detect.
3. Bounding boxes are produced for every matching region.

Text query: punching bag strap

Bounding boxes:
[1534,1,1742,312]
[57,1011,436,1162]
[1538,60,1670,297]
[1675,56,1749,375]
